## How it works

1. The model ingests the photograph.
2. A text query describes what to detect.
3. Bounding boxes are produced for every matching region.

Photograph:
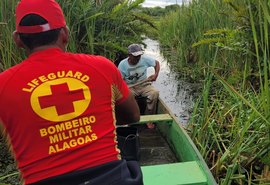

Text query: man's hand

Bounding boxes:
[147,60,160,82]
[147,74,158,82]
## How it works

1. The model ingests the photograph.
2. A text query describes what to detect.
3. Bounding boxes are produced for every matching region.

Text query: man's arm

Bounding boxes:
[148,60,160,82]
[115,91,140,125]
[0,119,5,137]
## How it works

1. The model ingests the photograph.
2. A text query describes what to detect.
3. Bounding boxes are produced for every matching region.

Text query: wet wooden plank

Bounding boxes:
[136,114,173,124]
[138,126,177,166]
[142,161,208,185]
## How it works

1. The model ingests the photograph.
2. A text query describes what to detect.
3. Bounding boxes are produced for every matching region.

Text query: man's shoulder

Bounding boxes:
[118,58,128,68]
[0,63,24,94]
[71,53,107,61]
[0,63,24,78]
[70,53,114,66]
[141,55,154,61]
[140,55,155,66]
[119,58,128,64]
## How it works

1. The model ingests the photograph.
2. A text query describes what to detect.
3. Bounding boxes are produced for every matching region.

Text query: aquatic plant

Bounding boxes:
[158,0,270,183]
[0,0,154,70]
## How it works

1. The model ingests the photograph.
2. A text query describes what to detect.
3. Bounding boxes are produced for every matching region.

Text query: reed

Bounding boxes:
[159,0,270,183]
[58,0,152,59]
[158,0,235,80]
[0,0,24,70]
[0,0,153,70]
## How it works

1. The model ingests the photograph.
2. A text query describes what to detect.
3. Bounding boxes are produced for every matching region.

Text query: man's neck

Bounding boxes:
[29,44,65,55]
[128,58,139,66]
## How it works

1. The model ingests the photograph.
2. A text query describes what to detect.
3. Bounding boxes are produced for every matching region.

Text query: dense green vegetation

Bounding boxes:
[0,0,155,69]
[158,0,270,184]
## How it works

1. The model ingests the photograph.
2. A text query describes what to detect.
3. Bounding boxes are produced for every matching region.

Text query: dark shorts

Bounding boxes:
[29,160,143,185]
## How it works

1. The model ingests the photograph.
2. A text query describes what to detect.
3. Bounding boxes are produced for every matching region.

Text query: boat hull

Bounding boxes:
[140,98,217,185]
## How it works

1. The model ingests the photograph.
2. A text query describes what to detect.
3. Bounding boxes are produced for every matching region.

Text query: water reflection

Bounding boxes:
[143,38,196,126]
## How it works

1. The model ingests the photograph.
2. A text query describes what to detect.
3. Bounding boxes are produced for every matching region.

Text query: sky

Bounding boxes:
[142,0,187,8]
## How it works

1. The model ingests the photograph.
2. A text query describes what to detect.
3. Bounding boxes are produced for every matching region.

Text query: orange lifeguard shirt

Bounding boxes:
[0,48,129,184]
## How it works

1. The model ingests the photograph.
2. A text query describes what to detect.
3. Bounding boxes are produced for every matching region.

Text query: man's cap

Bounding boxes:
[15,0,66,34]
[128,44,144,56]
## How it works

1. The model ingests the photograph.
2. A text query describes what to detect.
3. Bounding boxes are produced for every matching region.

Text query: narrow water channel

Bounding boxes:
[143,38,196,126]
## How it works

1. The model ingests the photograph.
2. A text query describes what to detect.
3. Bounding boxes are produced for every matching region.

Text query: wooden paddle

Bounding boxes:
[128,79,150,88]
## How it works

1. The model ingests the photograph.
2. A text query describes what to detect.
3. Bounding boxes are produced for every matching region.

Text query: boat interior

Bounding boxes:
[136,124,178,166]
[128,96,178,165]
[116,97,215,185]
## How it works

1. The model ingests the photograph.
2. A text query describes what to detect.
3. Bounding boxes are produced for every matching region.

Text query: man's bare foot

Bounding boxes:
[147,123,155,129]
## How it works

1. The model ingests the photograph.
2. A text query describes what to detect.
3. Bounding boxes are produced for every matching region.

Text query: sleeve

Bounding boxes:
[113,66,130,105]
[0,67,18,104]
[143,55,156,67]
[95,56,129,105]
[117,61,126,79]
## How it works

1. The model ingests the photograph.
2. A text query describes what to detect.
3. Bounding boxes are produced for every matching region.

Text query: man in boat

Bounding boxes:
[118,44,160,129]
[0,0,143,184]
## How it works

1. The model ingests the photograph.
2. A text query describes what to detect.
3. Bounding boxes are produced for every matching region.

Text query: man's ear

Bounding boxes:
[60,26,69,45]
[12,31,24,48]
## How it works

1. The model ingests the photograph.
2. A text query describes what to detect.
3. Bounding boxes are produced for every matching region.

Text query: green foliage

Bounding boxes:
[192,28,247,53]
[158,0,270,183]
[58,0,154,60]
[158,0,236,81]
[0,0,24,69]
[0,172,19,181]
[0,0,155,68]
[261,152,270,165]
[141,4,180,17]
[157,0,270,85]
[142,7,166,17]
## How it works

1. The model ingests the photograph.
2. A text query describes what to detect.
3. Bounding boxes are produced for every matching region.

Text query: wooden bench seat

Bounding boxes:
[131,113,173,125]
[141,161,208,185]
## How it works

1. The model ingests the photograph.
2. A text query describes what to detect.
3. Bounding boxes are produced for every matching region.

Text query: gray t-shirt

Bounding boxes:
[118,55,156,85]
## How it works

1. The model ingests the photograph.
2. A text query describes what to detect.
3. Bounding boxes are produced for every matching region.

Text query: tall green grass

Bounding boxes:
[58,0,154,59]
[158,0,270,184]
[0,0,154,70]
[0,0,23,69]
[158,0,237,80]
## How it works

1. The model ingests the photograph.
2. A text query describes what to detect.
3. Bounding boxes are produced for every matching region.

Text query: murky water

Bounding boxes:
[143,38,197,126]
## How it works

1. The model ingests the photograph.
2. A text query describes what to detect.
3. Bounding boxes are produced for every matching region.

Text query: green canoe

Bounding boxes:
[134,98,217,185]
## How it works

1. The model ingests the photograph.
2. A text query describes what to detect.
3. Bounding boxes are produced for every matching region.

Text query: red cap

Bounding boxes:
[15,0,66,33]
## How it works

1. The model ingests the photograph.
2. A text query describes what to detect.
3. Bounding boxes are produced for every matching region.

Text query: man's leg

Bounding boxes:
[130,87,146,115]
[141,85,159,128]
